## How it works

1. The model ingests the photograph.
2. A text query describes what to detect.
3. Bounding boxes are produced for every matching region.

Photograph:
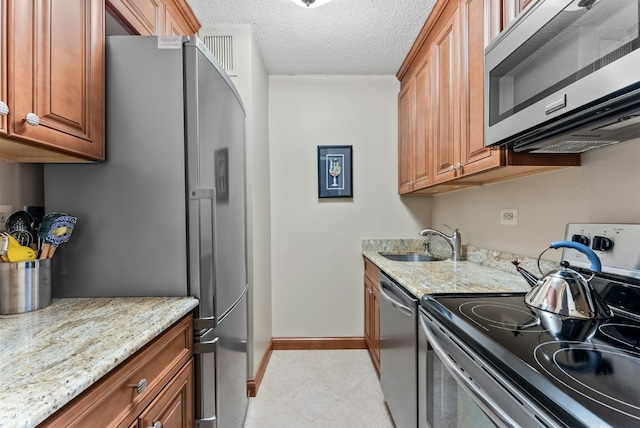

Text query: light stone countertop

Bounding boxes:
[0,297,199,428]
[362,239,557,298]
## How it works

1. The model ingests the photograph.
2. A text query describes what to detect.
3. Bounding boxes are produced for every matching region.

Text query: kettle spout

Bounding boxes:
[511,260,540,288]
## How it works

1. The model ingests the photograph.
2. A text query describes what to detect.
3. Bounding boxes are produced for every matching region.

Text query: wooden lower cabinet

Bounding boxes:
[40,315,194,428]
[138,358,194,428]
[364,258,380,374]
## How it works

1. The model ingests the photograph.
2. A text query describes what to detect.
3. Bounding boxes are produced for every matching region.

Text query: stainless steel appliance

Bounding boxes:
[44,36,247,428]
[484,0,640,153]
[379,272,418,428]
[419,223,640,427]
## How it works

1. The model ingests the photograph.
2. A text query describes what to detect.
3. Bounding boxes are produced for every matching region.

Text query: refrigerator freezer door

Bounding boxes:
[195,290,248,427]
[183,40,247,322]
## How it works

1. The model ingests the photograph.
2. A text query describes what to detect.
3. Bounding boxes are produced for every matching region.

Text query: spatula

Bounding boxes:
[41,215,77,259]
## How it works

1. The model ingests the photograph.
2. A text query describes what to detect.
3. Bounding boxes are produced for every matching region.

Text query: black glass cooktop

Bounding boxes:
[421,291,640,428]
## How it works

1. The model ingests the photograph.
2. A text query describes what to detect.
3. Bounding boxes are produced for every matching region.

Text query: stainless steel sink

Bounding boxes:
[378,252,444,262]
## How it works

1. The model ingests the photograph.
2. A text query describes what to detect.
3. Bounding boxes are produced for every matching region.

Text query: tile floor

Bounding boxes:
[243,349,395,427]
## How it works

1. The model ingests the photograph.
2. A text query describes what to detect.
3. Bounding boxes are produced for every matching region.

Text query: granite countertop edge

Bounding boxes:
[0,296,199,428]
[361,239,559,298]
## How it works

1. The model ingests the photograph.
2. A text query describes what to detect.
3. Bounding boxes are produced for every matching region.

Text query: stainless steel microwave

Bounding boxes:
[484,0,640,153]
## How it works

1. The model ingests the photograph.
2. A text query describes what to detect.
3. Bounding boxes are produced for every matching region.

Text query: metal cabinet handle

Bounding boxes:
[455,162,462,170]
[0,101,8,116]
[128,378,148,394]
[150,422,162,428]
[25,113,40,126]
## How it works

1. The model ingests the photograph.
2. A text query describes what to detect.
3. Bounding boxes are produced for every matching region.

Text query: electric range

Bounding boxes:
[419,224,640,427]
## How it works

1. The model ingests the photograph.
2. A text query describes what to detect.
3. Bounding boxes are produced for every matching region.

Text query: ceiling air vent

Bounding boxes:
[200,33,237,76]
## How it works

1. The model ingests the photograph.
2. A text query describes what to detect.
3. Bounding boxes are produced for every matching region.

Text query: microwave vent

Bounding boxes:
[531,140,620,154]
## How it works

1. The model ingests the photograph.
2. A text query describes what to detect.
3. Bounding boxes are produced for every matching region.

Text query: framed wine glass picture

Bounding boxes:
[317,145,353,198]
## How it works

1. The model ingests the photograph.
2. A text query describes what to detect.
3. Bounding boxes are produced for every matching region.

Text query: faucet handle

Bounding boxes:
[442,224,458,232]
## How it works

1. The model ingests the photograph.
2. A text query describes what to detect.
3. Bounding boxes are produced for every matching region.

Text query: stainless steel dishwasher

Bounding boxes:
[379,272,418,428]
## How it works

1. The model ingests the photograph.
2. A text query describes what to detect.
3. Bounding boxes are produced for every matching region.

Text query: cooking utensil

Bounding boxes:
[5,210,34,247]
[0,232,37,262]
[512,241,613,321]
[40,215,76,259]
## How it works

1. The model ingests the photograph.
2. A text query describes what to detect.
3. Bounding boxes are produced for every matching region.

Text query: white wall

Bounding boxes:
[269,75,431,337]
[431,139,640,260]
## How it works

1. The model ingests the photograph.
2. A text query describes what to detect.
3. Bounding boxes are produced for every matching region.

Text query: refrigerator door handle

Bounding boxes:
[194,317,216,330]
[190,187,218,328]
[194,336,219,354]
[195,417,216,428]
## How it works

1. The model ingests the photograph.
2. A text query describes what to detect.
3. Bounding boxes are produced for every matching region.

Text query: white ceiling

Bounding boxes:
[186,0,437,75]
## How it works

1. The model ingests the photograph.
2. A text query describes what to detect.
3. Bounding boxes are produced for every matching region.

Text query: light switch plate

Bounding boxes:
[500,208,518,225]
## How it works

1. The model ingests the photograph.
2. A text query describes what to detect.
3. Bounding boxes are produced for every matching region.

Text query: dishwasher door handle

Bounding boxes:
[379,282,413,317]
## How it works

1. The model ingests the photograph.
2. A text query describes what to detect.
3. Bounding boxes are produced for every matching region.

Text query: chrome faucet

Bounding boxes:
[419,225,462,261]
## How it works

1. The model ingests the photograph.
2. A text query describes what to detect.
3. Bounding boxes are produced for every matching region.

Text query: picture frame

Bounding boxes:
[317,145,353,198]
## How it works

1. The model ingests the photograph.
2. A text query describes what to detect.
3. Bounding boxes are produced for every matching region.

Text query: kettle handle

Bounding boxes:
[550,241,601,272]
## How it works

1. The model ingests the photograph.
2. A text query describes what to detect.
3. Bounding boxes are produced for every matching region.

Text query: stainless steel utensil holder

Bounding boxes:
[0,259,51,314]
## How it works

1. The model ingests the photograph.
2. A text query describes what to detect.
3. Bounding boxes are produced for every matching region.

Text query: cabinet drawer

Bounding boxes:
[41,315,193,427]
[364,258,380,288]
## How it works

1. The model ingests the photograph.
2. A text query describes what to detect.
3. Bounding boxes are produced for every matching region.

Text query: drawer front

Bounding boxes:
[364,258,380,288]
[41,315,193,427]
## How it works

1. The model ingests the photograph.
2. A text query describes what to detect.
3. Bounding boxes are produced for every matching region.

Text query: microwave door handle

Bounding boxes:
[421,316,519,428]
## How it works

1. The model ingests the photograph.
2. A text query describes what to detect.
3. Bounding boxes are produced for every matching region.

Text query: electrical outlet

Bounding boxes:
[0,204,14,230]
[500,208,518,225]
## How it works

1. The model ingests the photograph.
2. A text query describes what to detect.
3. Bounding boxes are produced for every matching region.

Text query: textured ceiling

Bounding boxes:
[187,0,437,75]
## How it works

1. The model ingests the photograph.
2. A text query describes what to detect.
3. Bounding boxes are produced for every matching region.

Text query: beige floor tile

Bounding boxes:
[245,349,394,427]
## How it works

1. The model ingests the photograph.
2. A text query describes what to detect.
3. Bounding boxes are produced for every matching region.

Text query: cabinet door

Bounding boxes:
[371,284,380,372]
[503,0,534,29]
[164,3,191,36]
[398,79,415,194]
[431,7,461,184]
[11,0,104,160]
[139,359,194,428]
[364,278,372,348]
[0,0,6,136]
[413,50,434,190]
[106,0,163,35]
[459,0,502,176]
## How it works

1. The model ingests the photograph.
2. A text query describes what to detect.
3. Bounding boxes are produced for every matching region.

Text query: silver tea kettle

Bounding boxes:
[512,241,613,320]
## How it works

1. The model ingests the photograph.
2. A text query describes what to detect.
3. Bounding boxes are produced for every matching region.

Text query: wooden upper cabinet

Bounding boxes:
[0,1,6,137]
[413,50,434,190]
[398,79,415,194]
[459,0,502,176]
[8,0,104,161]
[106,0,200,36]
[503,0,534,29]
[395,0,579,195]
[106,0,164,35]
[431,6,461,185]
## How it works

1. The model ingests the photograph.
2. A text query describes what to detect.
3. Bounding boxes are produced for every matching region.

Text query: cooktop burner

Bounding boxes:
[534,341,640,420]
[459,300,543,332]
[599,324,640,349]
[422,292,640,427]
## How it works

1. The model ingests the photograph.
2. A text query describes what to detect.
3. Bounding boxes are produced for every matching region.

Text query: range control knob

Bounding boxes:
[571,234,590,246]
[592,236,614,252]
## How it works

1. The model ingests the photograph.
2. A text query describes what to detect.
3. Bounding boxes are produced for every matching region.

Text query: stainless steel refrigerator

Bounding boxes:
[44,36,248,428]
